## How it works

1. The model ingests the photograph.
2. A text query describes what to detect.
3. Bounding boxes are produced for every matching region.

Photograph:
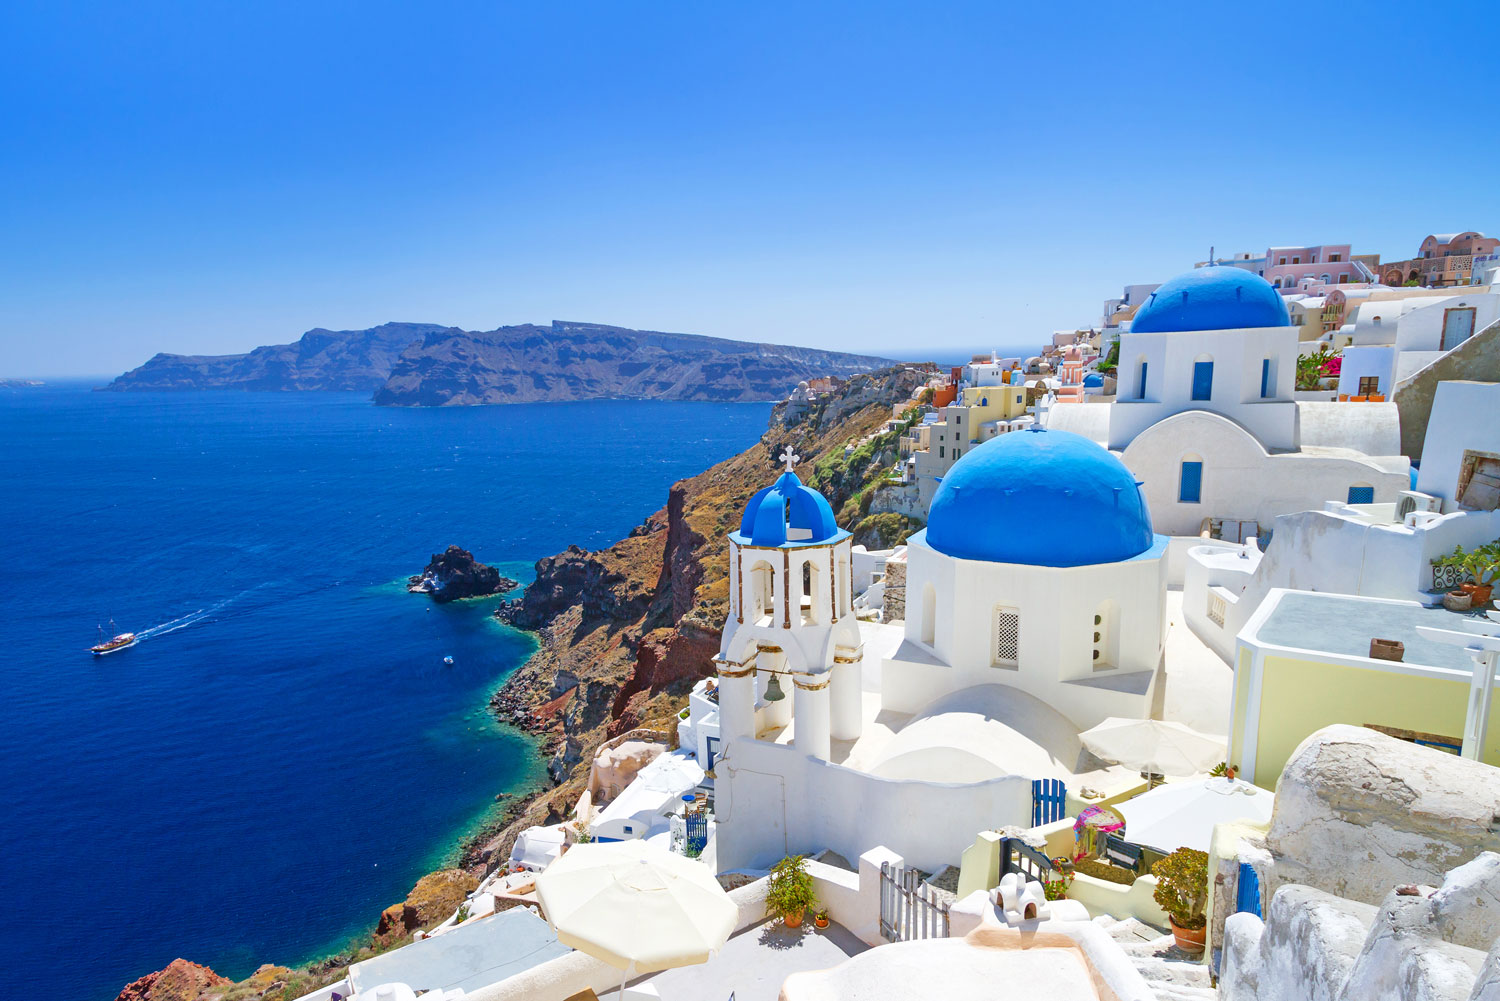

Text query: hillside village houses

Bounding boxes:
[316,230,1500,1001]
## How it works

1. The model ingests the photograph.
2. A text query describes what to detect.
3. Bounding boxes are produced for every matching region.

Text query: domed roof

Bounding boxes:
[736,470,842,547]
[1083,373,1104,387]
[924,428,1155,567]
[1132,266,1290,333]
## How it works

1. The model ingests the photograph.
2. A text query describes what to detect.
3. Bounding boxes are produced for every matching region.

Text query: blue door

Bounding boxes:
[1032,778,1066,826]
[1347,486,1374,504]
[1180,461,1203,503]
[1236,862,1262,917]
[1192,361,1214,401]
[705,735,720,770]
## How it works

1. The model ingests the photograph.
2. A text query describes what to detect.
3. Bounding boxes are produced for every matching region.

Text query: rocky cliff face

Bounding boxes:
[105,323,448,392]
[481,364,932,858]
[114,959,228,1001]
[372,321,898,406]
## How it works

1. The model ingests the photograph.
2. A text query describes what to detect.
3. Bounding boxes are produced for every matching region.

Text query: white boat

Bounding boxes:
[443,655,455,666]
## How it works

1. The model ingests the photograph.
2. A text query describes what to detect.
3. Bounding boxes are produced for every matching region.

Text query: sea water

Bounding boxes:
[0,384,769,999]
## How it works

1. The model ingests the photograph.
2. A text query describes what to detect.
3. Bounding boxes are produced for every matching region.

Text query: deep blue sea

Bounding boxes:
[0,383,769,1000]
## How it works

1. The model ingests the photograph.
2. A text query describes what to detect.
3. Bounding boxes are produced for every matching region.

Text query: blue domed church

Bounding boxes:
[884,427,1168,729]
[1046,265,1409,538]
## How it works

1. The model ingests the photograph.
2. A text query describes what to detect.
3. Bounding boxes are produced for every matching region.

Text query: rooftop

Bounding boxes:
[642,918,868,1001]
[1250,590,1492,673]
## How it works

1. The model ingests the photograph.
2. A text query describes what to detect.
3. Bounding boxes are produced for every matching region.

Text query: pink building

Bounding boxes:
[1263,245,1363,290]
[1054,345,1086,404]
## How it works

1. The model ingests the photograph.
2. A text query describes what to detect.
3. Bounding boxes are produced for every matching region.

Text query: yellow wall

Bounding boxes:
[961,385,1028,421]
[1229,646,1253,768]
[1244,654,1500,789]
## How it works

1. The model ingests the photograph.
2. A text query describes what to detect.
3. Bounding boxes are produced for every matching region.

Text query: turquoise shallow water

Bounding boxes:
[0,384,770,999]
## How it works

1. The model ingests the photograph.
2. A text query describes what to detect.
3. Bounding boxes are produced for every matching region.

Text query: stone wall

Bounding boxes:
[881,556,906,622]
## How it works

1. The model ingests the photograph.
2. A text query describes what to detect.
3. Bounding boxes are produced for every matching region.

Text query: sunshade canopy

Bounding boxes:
[535,839,737,975]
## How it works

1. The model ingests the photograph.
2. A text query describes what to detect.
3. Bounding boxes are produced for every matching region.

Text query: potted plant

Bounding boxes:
[1042,867,1074,902]
[1437,543,1500,607]
[813,908,829,929]
[765,855,817,928]
[1152,847,1209,954]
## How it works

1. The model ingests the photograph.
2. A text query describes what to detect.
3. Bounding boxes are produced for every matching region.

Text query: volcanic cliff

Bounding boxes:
[479,363,934,860]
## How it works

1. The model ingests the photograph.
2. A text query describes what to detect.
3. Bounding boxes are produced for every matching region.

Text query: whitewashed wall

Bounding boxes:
[714,738,1033,873]
[1120,410,1408,537]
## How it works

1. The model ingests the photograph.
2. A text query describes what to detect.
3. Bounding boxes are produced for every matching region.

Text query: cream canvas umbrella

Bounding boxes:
[1080,717,1227,778]
[535,839,737,999]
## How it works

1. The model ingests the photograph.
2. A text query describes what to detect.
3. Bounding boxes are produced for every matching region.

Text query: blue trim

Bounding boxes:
[1260,358,1271,398]
[1347,485,1374,504]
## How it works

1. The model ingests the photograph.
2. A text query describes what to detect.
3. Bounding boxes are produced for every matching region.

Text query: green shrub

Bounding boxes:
[1152,847,1209,929]
[765,854,817,919]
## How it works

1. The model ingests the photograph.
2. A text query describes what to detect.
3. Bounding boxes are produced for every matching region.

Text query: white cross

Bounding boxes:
[779,446,800,473]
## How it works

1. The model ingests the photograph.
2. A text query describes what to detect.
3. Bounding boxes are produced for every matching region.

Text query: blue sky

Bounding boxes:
[2,1,1496,377]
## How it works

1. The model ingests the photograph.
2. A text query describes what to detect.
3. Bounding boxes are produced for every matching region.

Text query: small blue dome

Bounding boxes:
[1132,267,1290,333]
[925,428,1155,567]
[1083,373,1104,387]
[736,471,842,547]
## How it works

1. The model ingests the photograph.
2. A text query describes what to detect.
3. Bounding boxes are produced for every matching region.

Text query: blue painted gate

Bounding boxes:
[1032,778,1066,827]
[1236,861,1262,917]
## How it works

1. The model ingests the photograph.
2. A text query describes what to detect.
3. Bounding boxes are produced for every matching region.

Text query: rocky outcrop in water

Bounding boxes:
[408,545,518,602]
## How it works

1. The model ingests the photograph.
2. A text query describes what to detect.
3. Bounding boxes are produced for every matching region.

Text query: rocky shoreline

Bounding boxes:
[112,364,933,1001]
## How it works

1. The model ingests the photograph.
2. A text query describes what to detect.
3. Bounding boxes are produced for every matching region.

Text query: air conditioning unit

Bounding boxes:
[1396,490,1442,520]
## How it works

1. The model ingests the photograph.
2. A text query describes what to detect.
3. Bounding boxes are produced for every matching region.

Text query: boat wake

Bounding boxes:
[131,582,283,644]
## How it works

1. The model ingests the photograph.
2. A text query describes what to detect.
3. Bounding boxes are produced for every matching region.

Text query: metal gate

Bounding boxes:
[685,811,708,855]
[879,862,950,942]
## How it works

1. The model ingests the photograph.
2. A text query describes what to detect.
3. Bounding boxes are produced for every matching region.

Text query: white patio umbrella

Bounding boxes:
[535,839,737,999]
[1079,717,1227,778]
[1115,777,1274,853]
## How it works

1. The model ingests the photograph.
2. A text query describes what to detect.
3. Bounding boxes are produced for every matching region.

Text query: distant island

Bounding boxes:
[0,379,44,388]
[105,321,900,405]
[104,322,449,393]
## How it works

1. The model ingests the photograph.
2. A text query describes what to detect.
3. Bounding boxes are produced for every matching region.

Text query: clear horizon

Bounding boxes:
[2,1,1497,377]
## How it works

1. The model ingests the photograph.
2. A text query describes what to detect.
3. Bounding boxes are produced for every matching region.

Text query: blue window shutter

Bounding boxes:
[1139,361,1148,399]
[1260,359,1271,398]
[1192,361,1214,401]
[1348,486,1374,504]
[1180,461,1203,503]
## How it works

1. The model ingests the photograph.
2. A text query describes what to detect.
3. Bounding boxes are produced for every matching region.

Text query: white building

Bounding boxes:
[706,431,1183,873]
[1337,290,1500,401]
[1050,266,1410,538]
[1182,380,1500,663]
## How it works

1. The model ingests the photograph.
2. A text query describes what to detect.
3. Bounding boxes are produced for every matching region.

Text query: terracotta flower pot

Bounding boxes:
[1461,583,1478,595]
[1472,584,1494,606]
[814,915,829,929]
[1169,917,1206,954]
[783,910,803,928]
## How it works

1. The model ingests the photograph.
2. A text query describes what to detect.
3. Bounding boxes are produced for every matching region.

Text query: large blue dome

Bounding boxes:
[1132,267,1290,333]
[924,428,1156,567]
[735,471,843,547]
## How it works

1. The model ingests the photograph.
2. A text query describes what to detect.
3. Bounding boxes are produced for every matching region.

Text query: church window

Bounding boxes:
[1179,459,1203,504]
[1191,360,1214,401]
[921,584,936,646]
[992,606,1020,667]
